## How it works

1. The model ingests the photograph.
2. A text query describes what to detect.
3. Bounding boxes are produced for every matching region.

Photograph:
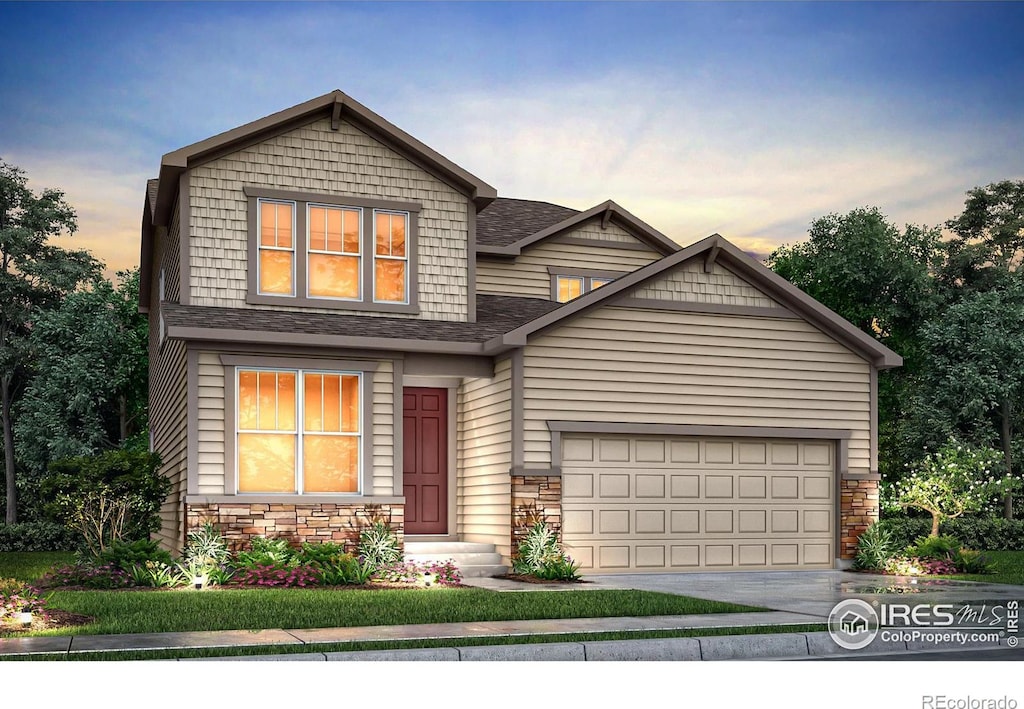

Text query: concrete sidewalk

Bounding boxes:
[0,609,814,657]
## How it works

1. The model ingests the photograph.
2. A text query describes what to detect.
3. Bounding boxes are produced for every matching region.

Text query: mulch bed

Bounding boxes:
[496,573,587,585]
[0,609,94,637]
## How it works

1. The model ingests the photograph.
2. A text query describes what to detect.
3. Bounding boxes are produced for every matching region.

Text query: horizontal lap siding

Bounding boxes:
[189,118,469,321]
[476,223,661,299]
[523,307,871,471]
[153,339,187,551]
[197,352,226,494]
[195,353,395,496]
[371,362,394,495]
[457,357,512,559]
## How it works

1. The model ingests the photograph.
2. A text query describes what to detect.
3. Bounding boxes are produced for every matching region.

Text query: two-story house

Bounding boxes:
[140,90,899,574]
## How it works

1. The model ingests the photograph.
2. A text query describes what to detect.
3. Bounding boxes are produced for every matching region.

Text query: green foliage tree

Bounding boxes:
[917,276,1024,517]
[15,268,148,477]
[940,179,1024,295]
[767,207,943,479]
[882,442,1018,537]
[0,159,99,523]
[38,449,167,554]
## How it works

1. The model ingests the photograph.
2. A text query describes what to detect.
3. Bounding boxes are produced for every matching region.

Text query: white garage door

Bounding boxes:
[561,435,835,572]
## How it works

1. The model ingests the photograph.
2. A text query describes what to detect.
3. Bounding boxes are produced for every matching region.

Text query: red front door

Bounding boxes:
[403,387,448,535]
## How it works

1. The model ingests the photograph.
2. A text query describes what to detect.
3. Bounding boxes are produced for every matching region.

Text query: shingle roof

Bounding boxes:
[146,179,160,220]
[476,197,579,247]
[162,294,563,344]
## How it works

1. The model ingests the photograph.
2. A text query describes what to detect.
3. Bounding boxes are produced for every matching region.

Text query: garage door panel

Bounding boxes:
[562,435,835,572]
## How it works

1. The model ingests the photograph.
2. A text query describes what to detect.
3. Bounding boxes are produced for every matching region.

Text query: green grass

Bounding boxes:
[1,624,826,661]
[30,586,763,636]
[951,550,1024,586]
[0,552,75,581]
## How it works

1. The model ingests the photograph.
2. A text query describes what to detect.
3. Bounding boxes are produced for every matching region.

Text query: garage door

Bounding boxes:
[561,435,835,572]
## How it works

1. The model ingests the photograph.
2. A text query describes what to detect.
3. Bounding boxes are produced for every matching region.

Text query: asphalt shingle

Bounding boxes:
[476,197,578,247]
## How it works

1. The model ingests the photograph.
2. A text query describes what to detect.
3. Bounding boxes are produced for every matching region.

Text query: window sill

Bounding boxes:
[246,293,420,314]
[186,494,405,505]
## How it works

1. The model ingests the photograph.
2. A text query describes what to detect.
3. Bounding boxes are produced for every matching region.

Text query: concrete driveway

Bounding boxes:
[585,570,1024,620]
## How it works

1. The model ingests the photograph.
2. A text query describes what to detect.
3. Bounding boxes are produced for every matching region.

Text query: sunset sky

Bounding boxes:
[2,1,1023,275]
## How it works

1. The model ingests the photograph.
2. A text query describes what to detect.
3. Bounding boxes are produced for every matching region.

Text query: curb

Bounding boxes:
[180,631,1017,661]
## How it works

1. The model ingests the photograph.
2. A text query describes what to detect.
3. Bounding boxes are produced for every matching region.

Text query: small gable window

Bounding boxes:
[552,271,623,303]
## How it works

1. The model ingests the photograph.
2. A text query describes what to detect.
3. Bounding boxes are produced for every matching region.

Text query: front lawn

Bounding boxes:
[951,550,1024,586]
[0,551,75,582]
[1,551,764,637]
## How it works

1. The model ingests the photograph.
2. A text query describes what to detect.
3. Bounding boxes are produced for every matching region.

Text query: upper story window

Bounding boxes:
[550,269,624,303]
[244,187,420,313]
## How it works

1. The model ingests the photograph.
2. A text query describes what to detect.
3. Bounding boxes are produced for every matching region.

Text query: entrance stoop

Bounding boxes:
[404,541,508,578]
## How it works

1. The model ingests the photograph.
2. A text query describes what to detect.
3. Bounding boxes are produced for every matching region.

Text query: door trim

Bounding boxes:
[402,382,458,538]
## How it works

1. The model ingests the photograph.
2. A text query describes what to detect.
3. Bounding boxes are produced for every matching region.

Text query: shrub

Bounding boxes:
[234,536,298,570]
[37,562,133,589]
[512,519,580,581]
[853,522,897,571]
[876,516,1024,551]
[39,450,168,554]
[232,564,321,588]
[907,535,961,561]
[129,561,184,588]
[94,539,173,572]
[950,548,994,574]
[0,578,46,621]
[0,521,80,552]
[184,524,230,567]
[358,521,401,571]
[297,544,373,585]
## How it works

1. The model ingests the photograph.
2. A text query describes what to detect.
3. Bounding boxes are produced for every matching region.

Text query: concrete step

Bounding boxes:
[404,541,496,554]
[405,552,503,566]
[403,541,506,578]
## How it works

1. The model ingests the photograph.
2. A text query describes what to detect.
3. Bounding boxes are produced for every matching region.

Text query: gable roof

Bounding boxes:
[152,90,496,226]
[476,198,580,247]
[140,90,498,311]
[476,199,681,257]
[485,234,903,369]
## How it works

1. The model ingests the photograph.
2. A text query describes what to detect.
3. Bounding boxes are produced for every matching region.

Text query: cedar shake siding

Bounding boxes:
[521,306,872,474]
[187,118,470,321]
[457,357,513,559]
[630,261,782,309]
[476,220,661,299]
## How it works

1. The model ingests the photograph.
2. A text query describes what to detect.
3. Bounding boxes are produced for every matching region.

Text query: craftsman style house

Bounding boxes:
[141,90,898,574]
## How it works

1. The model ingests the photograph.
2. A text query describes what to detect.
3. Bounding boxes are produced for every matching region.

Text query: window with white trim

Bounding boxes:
[257,200,296,296]
[308,204,361,300]
[235,368,361,494]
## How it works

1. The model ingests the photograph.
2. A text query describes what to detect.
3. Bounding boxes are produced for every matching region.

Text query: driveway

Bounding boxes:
[585,571,1024,620]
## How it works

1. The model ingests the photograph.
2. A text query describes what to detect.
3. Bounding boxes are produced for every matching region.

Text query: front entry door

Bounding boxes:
[403,387,448,535]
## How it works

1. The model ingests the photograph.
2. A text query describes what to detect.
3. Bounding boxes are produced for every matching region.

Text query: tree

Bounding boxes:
[917,275,1024,518]
[767,207,944,479]
[882,442,1018,537]
[15,269,149,477]
[0,159,98,523]
[940,179,1024,296]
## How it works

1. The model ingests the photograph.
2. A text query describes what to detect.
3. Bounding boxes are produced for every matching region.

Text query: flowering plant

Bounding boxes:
[375,560,462,587]
[37,562,133,589]
[0,578,46,621]
[882,441,1018,537]
[231,563,320,588]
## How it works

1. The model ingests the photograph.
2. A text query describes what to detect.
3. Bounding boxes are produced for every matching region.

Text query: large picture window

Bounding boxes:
[245,187,419,313]
[236,367,361,494]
